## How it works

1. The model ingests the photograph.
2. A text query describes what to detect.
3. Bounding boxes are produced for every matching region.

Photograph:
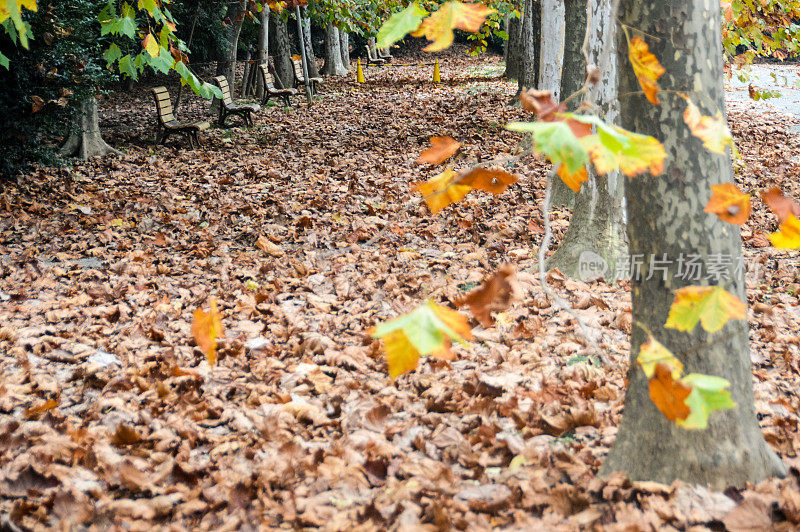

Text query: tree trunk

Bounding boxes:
[270,11,294,90]
[254,6,270,99]
[301,9,320,78]
[600,0,786,488]
[547,0,626,279]
[212,0,246,114]
[339,30,350,71]
[504,14,522,79]
[60,97,121,160]
[322,24,347,76]
[538,0,565,99]
[516,0,539,94]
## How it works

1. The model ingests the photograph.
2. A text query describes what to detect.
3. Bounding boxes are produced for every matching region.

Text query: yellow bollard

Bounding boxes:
[356,59,365,83]
[433,59,440,83]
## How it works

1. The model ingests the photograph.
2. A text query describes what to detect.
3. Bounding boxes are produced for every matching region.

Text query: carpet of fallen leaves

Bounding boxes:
[1,48,800,530]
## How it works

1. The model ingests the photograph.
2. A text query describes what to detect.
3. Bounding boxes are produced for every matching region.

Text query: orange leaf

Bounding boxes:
[24,398,59,420]
[649,363,691,422]
[761,187,800,224]
[192,297,224,365]
[418,136,461,165]
[769,214,800,249]
[412,1,495,52]
[556,164,589,192]
[704,183,751,225]
[31,95,45,113]
[458,166,518,194]
[413,168,471,214]
[628,36,665,105]
[455,264,522,327]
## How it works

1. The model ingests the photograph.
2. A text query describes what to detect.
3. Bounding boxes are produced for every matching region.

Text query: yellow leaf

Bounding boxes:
[556,164,588,192]
[769,214,800,249]
[665,285,746,334]
[412,1,495,52]
[429,301,474,341]
[628,36,665,105]
[381,329,422,378]
[681,96,736,155]
[418,136,461,164]
[703,183,751,225]
[0,0,37,23]
[192,298,224,365]
[637,337,683,379]
[413,168,472,214]
[143,33,160,57]
[582,127,666,177]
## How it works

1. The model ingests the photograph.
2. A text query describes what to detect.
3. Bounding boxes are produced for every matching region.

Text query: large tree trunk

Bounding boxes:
[322,24,347,76]
[516,0,540,94]
[538,0,565,99]
[270,11,294,89]
[600,0,785,488]
[301,8,320,78]
[547,0,626,279]
[339,30,350,71]
[212,0,246,114]
[504,14,522,79]
[60,97,121,160]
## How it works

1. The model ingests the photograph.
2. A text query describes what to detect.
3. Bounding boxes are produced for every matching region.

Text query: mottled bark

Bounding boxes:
[339,31,350,71]
[548,0,626,279]
[254,7,270,99]
[600,0,785,487]
[301,9,320,78]
[539,0,565,99]
[270,12,294,90]
[322,25,347,76]
[60,97,121,160]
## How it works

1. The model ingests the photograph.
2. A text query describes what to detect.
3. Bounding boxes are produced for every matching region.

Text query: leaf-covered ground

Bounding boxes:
[2,49,800,530]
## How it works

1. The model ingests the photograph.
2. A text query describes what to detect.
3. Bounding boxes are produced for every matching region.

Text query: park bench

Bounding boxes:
[213,75,261,127]
[151,86,210,149]
[364,44,386,68]
[258,64,298,106]
[292,59,322,95]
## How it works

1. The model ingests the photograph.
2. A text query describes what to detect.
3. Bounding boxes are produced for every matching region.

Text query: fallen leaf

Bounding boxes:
[192,297,224,365]
[418,136,461,165]
[455,264,522,327]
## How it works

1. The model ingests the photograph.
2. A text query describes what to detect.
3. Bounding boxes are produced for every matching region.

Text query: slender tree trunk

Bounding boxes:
[212,0,246,115]
[270,11,294,90]
[504,14,522,79]
[516,0,539,94]
[60,97,121,160]
[301,8,319,77]
[548,0,626,277]
[254,7,270,99]
[322,24,347,76]
[339,30,350,71]
[538,0,565,99]
[550,0,589,209]
[600,0,786,488]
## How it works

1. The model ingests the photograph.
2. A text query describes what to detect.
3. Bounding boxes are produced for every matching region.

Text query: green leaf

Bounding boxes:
[507,121,589,174]
[677,373,736,429]
[147,47,173,74]
[376,3,428,49]
[103,43,122,67]
[118,54,138,79]
[0,50,8,69]
[138,0,157,12]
